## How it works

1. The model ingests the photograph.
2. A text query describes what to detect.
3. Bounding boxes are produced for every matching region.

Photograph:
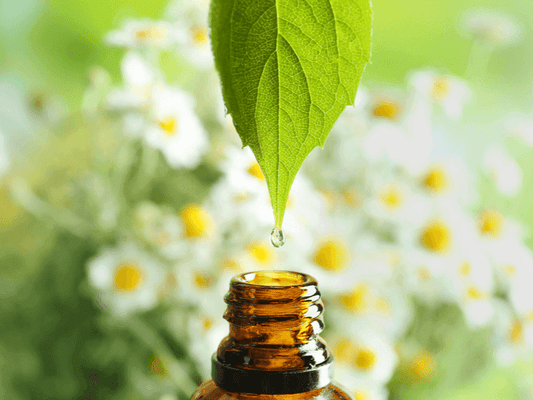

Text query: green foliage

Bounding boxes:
[210,0,372,228]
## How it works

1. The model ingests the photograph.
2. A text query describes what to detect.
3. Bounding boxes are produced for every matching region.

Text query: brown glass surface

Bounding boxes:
[191,379,354,400]
[191,270,348,397]
[218,270,329,372]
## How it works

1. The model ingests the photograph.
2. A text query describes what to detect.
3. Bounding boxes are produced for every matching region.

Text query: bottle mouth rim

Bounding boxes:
[233,270,316,288]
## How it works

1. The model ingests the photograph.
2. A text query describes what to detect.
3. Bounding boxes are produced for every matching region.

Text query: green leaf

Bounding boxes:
[210,0,372,229]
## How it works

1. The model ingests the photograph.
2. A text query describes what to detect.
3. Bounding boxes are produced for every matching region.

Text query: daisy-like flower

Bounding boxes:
[86,241,166,318]
[168,0,213,68]
[107,52,157,112]
[281,174,329,253]
[144,86,208,169]
[477,209,525,249]
[401,202,480,304]
[329,330,398,385]
[492,301,533,366]
[330,276,413,341]
[364,179,433,230]
[105,19,179,49]
[186,293,229,379]
[226,239,279,273]
[482,146,522,196]
[416,159,477,205]
[408,69,472,120]
[446,250,496,329]
[489,239,533,291]
[460,8,522,46]
[334,366,389,400]
[362,90,433,174]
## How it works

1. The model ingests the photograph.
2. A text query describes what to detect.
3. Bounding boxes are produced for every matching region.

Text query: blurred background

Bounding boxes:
[1,0,533,399]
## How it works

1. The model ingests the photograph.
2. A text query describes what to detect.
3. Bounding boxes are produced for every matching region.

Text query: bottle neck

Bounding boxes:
[216,271,331,371]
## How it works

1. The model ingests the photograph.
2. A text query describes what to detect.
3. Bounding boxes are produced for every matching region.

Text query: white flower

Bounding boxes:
[226,239,280,273]
[415,159,477,206]
[107,52,157,111]
[400,202,480,304]
[167,0,213,68]
[87,241,166,318]
[282,174,329,253]
[186,296,228,379]
[460,8,522,46]
[328,330,398,385]
[492,301,533,366]
[477,208,525,247]
[144,86,208,168]
[207,145,272,235]
[105,19,180,48]
[362,91,433,174]
[329,277,413,341]
[364,180,433,230]
[408,69,472,120]
[482,146,522,196]
[334,367,389,400]
[489,239,533,291]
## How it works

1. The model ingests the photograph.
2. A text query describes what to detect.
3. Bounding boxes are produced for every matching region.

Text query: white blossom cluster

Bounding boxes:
[77,2,533,399]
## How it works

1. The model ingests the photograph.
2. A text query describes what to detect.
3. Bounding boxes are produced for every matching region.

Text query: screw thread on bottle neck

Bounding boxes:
[216,271,330,371]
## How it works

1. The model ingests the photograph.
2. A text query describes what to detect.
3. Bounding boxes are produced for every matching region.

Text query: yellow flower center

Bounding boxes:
[191,27,209,46]
[247,163,265,181]
[334,339,354,363]
[203,317,213,331]
[379,185,403,209]
[422,166,448,193]
[158,117,177,136]
[431,77,450,101]
[510,320,523,343]
[376,297,392,314]
[373,101,399,119]
[353,391,369,400]
[221,258,241,272]
[479,209,504,238]
[418,267,431,281]
[459,262,471,277]
[339,283,369,313]
[354,349,377,371]
[420,221,451,253]
[248,242,275,265]
[233,192,253,203]
[181,204,214,239]
[135,26,167,42]
[412,351,434,378]
[313,238,350,272]
[318,188,338,210]
[503,265,516,276]
[466,285,485,301]
[148,355,167,377]
[194,272,211,288]
[114,263,143,291]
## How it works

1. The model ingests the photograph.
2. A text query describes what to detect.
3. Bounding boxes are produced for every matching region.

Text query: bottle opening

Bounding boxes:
[238,270,311,287]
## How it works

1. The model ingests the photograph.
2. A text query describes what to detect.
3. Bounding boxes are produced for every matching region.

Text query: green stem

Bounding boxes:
[127,315,198,396]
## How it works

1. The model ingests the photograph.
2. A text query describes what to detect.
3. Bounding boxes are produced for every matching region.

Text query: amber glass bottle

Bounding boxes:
[190,270,353,400]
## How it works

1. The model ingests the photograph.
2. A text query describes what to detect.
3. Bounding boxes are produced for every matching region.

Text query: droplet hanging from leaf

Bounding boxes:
[210,0,373,233]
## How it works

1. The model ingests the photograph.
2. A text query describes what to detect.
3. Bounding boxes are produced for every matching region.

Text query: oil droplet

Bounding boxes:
[270,227,285,248]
